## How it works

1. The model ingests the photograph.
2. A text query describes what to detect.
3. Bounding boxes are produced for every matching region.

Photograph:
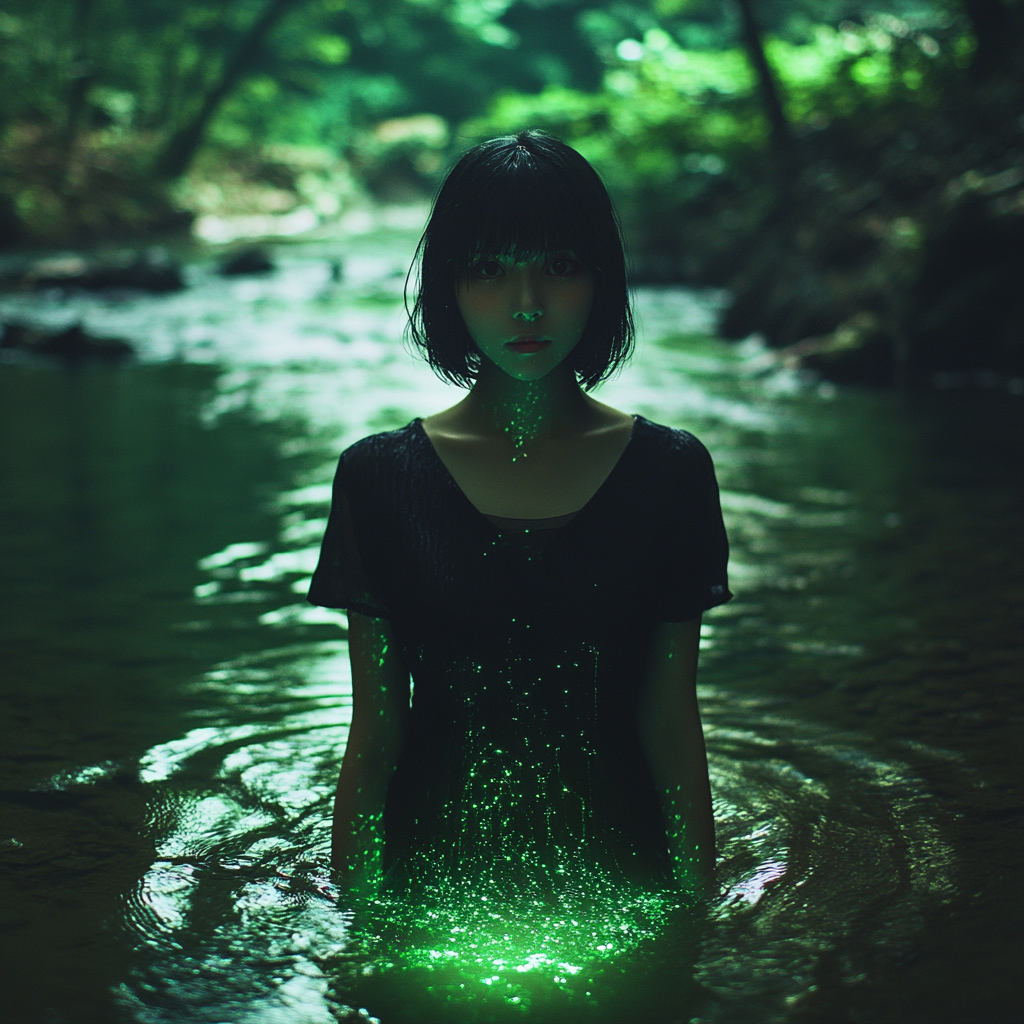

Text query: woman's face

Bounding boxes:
[455,251,594,382]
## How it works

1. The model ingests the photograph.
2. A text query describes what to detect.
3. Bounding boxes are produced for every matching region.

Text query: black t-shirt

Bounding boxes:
[309,415,731,894]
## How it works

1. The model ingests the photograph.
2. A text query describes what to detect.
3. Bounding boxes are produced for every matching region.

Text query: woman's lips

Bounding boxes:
[505,337,552,354]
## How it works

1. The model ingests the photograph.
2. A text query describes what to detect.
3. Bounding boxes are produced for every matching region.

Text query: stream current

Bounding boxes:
[0,223,1020,1023]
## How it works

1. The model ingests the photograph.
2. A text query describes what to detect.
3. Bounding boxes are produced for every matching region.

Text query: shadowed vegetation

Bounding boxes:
[0,0,1021,383]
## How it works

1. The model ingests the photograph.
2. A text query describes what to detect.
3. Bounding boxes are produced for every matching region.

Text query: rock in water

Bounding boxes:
[2,322,134,364]
[28,253,184,293]
[219,246,275,276]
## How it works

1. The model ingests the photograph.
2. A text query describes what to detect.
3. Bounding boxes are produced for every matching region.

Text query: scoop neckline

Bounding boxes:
[413,415,642,532]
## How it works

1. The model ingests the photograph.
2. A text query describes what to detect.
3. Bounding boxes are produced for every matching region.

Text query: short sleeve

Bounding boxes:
[307,459,391,618]
[657,434,732,623]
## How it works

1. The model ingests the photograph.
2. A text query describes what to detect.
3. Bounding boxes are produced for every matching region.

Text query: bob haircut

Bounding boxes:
[406,130,635,391]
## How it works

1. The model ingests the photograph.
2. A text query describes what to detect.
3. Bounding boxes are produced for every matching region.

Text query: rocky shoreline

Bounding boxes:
[627,83,1024,387]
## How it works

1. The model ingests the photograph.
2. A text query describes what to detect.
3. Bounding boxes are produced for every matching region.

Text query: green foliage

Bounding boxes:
[461,8,975,248]
[0,0,1012,258]
[0,0,619,242]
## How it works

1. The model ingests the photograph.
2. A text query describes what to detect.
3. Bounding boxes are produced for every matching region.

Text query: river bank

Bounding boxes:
[668,88,1024,388]
[2,90,1022,393]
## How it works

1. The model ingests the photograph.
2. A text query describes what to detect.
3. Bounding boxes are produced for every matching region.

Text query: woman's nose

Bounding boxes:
[510,271,543,322]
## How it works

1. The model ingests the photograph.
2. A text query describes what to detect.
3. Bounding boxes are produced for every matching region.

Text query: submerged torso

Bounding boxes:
[309,416,732,901]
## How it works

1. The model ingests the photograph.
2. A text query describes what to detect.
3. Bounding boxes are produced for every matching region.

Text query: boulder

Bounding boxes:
[1,322,134,364]
[219,245,275,276]
[27,253,184,293]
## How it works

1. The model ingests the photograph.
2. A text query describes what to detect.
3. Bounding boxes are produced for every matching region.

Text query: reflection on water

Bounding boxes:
[115,640,955,1023]
[1,230,1020,1023]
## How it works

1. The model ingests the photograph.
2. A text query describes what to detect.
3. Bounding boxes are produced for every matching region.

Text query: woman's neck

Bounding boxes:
[460,362,591,459]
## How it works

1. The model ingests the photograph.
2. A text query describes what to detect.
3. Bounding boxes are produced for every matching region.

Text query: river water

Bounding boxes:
[0,223,1020,1024]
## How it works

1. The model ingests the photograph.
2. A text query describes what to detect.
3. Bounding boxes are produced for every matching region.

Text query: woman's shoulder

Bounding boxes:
[329,421,433,502]
[633,415,715,470]
[338,420,424,469]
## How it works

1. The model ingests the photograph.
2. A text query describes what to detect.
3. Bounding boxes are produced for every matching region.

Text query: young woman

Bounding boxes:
[308,130,730,905]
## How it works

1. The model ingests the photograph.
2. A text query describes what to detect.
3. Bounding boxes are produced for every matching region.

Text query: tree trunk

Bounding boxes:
[156,0,300,180]
[58,0,97,184]
[733,0,794,164]
[960,0,1023,81]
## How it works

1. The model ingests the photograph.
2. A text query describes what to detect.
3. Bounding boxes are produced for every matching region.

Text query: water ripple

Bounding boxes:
[116,641,955,1023]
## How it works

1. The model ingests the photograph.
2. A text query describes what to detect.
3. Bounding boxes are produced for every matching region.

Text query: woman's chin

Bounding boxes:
[480,347,576,383]
[503,365,558,383]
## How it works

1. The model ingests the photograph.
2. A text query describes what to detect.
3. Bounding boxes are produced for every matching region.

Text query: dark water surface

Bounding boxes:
[1,233,1021,1024]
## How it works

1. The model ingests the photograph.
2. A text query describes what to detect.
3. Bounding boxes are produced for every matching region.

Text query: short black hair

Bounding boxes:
[405,130,635,390]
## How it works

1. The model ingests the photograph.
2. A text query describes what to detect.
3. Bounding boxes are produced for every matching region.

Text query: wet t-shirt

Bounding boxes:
[308,415,731,896]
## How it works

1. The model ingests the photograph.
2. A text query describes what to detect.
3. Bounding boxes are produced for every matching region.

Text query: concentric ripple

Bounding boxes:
[114,640,955,1024]
[702,693,956,1024]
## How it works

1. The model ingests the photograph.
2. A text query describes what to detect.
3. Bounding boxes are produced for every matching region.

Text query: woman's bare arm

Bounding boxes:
[638,617,716,889]
[332,611,410,883]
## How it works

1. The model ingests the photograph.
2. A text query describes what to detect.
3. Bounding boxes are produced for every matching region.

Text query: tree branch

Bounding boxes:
[156,0,301,180]
[733,0,795,165]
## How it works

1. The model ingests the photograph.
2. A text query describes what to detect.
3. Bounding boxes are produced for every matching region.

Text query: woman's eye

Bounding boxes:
[474,260,504,279]
[546,258,578,276]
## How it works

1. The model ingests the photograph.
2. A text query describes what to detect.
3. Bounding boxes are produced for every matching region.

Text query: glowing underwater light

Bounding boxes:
[336,868,692,1006]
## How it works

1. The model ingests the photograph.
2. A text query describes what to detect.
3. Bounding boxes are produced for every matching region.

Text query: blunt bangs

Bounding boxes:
[445,153,599,272]
[406,130,634,390]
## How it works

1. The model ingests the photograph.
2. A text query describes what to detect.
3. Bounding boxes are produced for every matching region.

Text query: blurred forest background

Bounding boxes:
[1,0,1021,384]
